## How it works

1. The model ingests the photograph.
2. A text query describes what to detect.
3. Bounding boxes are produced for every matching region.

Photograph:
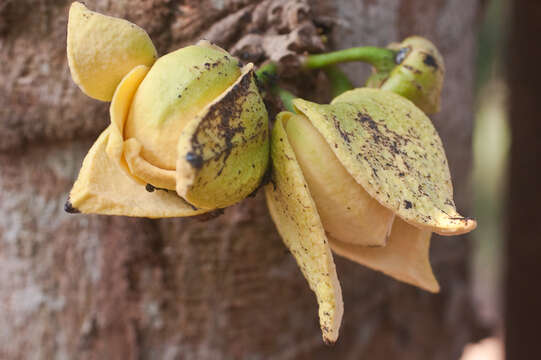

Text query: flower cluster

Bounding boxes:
[65,2,476,344]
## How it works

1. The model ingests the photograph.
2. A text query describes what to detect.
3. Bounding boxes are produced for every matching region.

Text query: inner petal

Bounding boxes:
[284,113,395,246]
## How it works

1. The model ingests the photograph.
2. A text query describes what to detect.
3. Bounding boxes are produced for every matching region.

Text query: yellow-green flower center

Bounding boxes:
[124,45,241,170]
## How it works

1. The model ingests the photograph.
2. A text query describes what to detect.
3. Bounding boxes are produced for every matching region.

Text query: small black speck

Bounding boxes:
[186,151,204,169]
[146,184,169,193]
[404,200,413,209]
[145,183,155,192]
[64,200,80,214]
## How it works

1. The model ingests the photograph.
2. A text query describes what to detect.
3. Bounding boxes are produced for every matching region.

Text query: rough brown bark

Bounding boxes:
[0,1,482,359]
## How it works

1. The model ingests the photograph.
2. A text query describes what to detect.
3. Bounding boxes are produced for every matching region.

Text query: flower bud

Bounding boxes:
[66,3,269,216]
[367,36,445,114]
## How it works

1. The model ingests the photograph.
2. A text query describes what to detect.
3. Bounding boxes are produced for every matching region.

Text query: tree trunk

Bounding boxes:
[0,1,483,359]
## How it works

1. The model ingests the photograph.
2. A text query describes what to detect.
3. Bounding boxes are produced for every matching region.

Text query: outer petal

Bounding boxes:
[176,64,269,209]
[330,218,440,293]
[68,127,206,217]
[293,89,476,235]
[67,2,157,101]
[265,115,343,344]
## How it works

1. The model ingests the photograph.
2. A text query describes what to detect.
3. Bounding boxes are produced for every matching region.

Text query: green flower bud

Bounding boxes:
[368,36,445,114]
[66,2,269,216]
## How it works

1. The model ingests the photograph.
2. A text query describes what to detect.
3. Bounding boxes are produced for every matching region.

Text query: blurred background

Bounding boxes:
[464,0,541,358]
[462,0,508,358]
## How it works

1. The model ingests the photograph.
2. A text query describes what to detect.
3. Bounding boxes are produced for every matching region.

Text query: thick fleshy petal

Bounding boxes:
[176,64,269,209]
[123,138,177,190]
[330,218,440,293]
[293,89,476,235]
[68,127,205,218]
[105,64,178,191]
[265,115,343,344]
[107,65,149,170]
[284,111,394,246]
[67,2,157,101]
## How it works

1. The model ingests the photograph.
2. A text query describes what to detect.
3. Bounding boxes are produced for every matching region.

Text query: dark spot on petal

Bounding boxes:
[145,183,155,192]
[146,184,169,192]
[404,200,413,209]
[186,151,204,169]
[64,199,80,214]
[403,64,422,74]
[423,53,438,69]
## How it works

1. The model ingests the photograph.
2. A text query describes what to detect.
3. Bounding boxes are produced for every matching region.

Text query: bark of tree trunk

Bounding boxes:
[0,1,483,359]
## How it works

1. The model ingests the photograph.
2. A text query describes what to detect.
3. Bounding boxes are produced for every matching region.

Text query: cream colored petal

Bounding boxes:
[177,64,269,209]
[265,115,343,344]
[284,112,394,246]
[330,218,440,293]
[69,126,206,217]
[106,64,177,191]
[107,65,149,170]
[123,138,177,190]
[67,2,157,101]
[293,89,476,235]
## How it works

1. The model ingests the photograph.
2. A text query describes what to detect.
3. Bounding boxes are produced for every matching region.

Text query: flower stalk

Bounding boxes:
[323,65,354,97]
[257,45,399,105]
[255,62,296,112]
[303,46,397,74]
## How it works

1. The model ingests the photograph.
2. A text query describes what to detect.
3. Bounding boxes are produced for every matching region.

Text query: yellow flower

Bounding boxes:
[65,2,269,216]
[265,88,476,343]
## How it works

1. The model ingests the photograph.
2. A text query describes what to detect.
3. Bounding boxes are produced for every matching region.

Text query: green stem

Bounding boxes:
[255,62,296,112]
[304,46,397,73]
[324,65,354,97]
[275,87,296,112]
[255,62,278,87]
